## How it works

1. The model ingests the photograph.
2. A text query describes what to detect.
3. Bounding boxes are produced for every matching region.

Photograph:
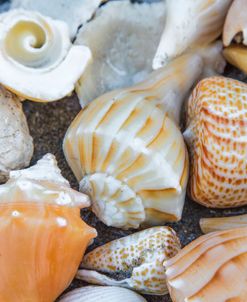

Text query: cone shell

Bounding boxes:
[165,227,247,302]
[77,227,180,295]
[0,154,96,302]
[184,76,247,208]
[59,286,147,302]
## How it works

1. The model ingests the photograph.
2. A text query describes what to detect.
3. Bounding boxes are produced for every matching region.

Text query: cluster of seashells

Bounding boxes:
[0,0,246,301]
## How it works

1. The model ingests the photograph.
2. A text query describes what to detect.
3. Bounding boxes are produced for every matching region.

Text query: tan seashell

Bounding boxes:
[184,76,247,208]
[77,227,180,295]
[11,0,107,38]
[64,53,211,229]
[165,227,247,302]
[153,0,232,70]
[59,286,147,302]
[0,85,33,182]
[0,9,91,102]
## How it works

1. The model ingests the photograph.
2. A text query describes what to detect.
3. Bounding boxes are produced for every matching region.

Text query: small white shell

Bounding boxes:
[153,0,232,69]
[77,227,180,295]
[75,0,166,107]
[0,86,33,182]
[11,0,106,38]
[0,9,91,102]
[59,286,147,302]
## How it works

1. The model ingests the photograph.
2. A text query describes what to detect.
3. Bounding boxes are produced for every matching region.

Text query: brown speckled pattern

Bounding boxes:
[1,1,247,302]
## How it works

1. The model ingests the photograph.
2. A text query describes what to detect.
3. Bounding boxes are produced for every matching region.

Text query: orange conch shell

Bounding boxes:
[164,227,247,302]
[184,77,247,208]
[0,154,96,302]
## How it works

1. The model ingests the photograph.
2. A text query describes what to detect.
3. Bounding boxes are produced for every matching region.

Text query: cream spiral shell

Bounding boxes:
[165,227,247,302]
[0,9,91,102]
[184,76,247,208]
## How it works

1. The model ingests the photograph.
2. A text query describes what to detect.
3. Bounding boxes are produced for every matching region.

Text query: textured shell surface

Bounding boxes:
[0,9,91,102]
[164,227,247,302]
[63,54,206,229]
[10,0,106,38]
[153,0,232,69]
[59,286,147,302]
[184,76,247,208]
[0,85,33,183]
[75,0,166,108]
[0,154,96,302]
[77,226,180,295]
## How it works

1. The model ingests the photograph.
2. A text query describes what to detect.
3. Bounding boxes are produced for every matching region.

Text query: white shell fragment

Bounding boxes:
[0,153,90,208]
[153,0,232,69]
[0,9,91,102]
[75,0,166,107]
[11,0,106,38]
[77,227,181,295]
[0,86,33,183]
[59,286,147,302]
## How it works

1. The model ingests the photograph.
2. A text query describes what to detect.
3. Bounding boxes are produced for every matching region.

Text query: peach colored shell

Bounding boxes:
[184,76,247,208]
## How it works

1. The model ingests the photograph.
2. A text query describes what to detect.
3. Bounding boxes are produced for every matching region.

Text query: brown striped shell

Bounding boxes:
[164,227,247,302]
[184,76,247,208]
[77,226,181,295]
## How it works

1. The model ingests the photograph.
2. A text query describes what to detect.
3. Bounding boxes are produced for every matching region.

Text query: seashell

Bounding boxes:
[184,76,247,208]
[0,153,97,302]
[200,214,247,233]
[153,0,232,70]
[0,85,33,182]
[59,286,147,302]
[164,227,247,302]
[11,0,107,38]
[75,0,166,108]
[0,9,91,102]
[77,227,180,295]
[223,45,247,74]
[63,53,212,229]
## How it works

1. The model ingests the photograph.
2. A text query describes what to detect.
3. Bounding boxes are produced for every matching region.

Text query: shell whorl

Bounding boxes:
[184,76,247,208]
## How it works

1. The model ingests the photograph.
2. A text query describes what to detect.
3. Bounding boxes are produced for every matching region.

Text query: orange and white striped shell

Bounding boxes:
[184,76,247,208]
[164,227,247,302]
[77,226,180,295]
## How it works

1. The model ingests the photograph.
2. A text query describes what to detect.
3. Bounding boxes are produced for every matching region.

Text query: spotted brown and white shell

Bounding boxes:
[184,76,247,208]
[77,226,180,295]
[165,227,247,302]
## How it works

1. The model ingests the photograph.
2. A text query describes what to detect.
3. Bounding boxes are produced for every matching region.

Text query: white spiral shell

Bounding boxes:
[0,9,91,102]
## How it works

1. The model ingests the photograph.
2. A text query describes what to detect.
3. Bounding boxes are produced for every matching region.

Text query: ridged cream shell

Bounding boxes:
[59,286,147,302]
[153,0,232,69]
[63,54,206,229]
[184,76,247,208]
[77,227,180,295]
[0,9,91,102]
[165,227,247,302]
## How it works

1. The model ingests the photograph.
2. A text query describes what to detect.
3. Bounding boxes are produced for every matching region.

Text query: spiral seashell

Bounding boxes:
[11,0,107,38]
[0,153,96,302]
[153,0,232,70]
[164,227,247,302]
[59,286,147,302]
[184,76,247,208]
[77,227,180,295]
[0,9,91,102]
[0,85,33,182]
[63,53,209,229]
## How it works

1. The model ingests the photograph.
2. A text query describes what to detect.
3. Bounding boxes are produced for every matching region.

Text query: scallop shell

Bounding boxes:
[0,85,33,182]
[184,76,247,208]
[0,154,97,302]
[153,0,232,69]
[11,0,107,38]
[63,53,208,229]
[77,227,180,295]
[164,227,247,302]
[59,286,147,302]
[75,0,166,107]
[0,9,91,102]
